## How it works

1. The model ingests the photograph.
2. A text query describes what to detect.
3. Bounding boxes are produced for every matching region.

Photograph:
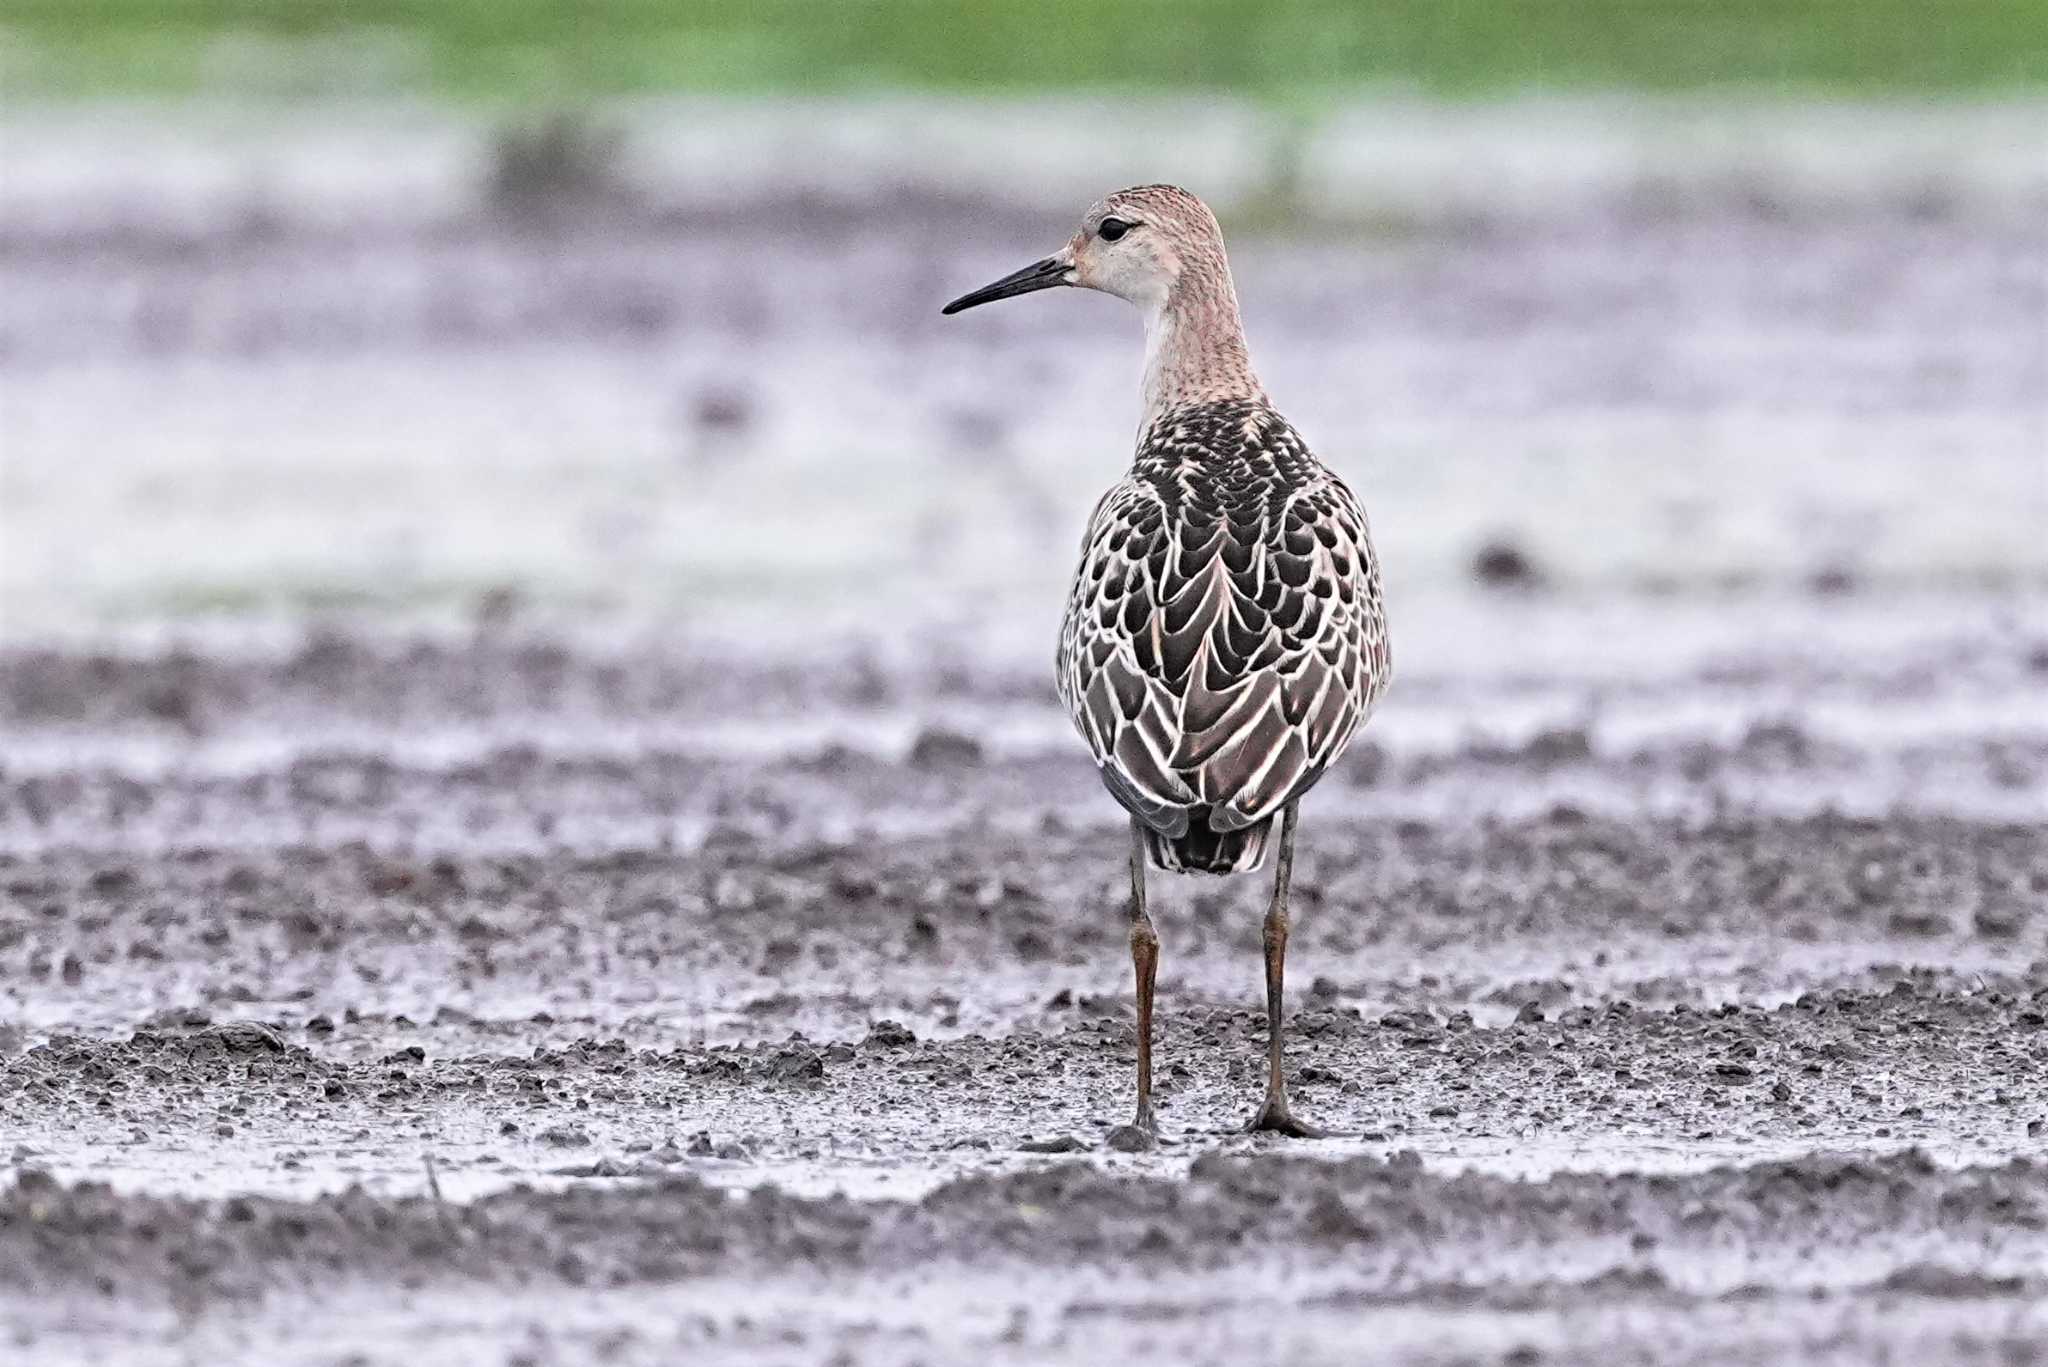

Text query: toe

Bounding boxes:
[1246,1102,1326,1139]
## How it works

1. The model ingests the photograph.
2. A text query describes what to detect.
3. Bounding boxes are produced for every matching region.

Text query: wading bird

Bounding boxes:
[943,186,1390,1146]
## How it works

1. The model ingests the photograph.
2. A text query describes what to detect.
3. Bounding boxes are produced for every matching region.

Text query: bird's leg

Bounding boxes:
[1106,818,1160,1150]
[1247,803,1322,1137]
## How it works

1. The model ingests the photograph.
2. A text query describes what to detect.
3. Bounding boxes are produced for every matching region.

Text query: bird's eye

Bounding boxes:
[1097,217,1132,242]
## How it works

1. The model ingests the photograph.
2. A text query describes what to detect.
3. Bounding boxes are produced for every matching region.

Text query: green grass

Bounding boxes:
[4,0,2045,100]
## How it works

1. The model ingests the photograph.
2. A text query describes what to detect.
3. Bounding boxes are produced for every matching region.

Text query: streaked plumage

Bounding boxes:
[942,183,1391,1143]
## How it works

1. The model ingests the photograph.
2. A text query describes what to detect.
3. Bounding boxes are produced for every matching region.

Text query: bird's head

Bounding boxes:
[941,184,1226,317]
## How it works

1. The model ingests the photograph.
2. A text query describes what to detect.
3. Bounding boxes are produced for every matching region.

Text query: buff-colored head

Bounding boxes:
[942,185,1262,417]
[941,185,1231,317]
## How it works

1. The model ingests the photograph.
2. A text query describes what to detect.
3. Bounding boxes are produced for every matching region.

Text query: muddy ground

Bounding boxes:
[4,97,2047,1366]
[2,631,2045,1366]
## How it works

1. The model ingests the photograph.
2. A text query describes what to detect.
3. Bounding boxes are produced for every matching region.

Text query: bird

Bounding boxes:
[942,185,1391,1146]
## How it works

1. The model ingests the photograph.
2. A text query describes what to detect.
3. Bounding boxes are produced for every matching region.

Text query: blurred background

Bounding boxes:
[1,2,2043,811]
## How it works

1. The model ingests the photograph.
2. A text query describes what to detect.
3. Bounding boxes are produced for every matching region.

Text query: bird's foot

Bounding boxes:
[1105,1106,1159,1152]
[1245,1096,1325,1139]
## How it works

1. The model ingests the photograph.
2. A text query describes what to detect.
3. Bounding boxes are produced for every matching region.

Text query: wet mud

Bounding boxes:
[4,99,2045,1365]
[3,632,2045,1365]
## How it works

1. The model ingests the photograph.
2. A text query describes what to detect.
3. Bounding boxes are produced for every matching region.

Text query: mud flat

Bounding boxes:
[2,629,2045,1365]
[7,1153,2048,1365]
[3,94,2044,1366]
[5,103,2043,641]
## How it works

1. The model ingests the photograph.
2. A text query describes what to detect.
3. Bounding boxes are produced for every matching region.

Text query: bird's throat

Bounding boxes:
[1140,286,1265,425]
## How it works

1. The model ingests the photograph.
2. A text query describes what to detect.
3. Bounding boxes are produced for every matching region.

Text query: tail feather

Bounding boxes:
[1143,812,1274,874]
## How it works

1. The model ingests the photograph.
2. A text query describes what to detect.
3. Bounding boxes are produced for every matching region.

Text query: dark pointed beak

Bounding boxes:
[941,256,1072,315]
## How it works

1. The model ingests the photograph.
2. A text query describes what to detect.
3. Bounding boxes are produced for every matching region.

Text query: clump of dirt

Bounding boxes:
[1472,537,1547,589]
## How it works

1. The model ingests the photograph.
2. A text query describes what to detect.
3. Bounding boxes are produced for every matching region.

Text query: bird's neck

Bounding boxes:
[1139,263,1265,424]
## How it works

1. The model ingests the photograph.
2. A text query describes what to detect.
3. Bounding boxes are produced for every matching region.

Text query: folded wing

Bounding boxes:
[1058,425,1389,838]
